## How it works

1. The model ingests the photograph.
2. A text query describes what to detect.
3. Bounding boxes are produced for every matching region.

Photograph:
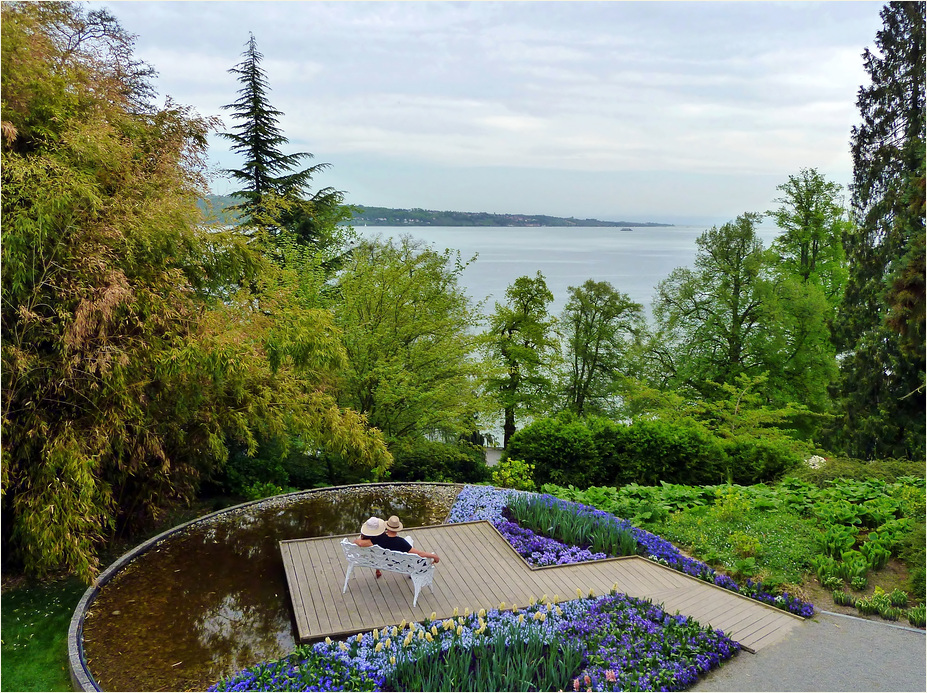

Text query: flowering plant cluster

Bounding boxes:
[211,591,737,692]
[495,520,608,566]
[448,486,814,618]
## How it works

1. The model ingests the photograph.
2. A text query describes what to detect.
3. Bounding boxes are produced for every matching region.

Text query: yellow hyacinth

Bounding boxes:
[553,594,560,604]
[430,611,437,621]
[576,587,583,599]
[391,626,398,637]
[340,642,348,651]
[458,616,466,626]
[453,607,459,617]
[529,596,536,606]
[425,632,433,642]
[588,589,595,598]
[399,619,407,630]
[357,633,364,643]
[556,606,563,616]
[518,614,525,623]
[403,634,412,647]
[540,594,548,604]
[390,656,396,665]
[375,642,383,653]
[456,625,463,636]
[431,625,438,636]
[385,638,392,649]
[499,601,506,610]
[373,628,379,640]
[325,637,332,645]
[464,608,471,617]
[539,612,546,622]
[478,608,486,618]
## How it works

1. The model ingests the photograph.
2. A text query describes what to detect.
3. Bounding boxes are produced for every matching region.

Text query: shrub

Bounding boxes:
[505,414,598,487]
[722,437,802,485]
[608,420,726,487]
[492,458,536,491]
[390,439,491,484]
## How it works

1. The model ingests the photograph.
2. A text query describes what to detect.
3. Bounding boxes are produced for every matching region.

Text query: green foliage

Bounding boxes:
[507,493,637,557]
[0,577,86,692]
[0,3,390,582]
[481,272,559,446]
[832,2,925,461]
[899,521,927,601]
[559,279,643,416]
[766,167,850,311]
[333,236,483,444]
[907,604,926,628]
[220,33,341,240]
[388,439,490,484]
[385,621,584,692]
[656,494,820,585]
[491,458,537,492]
[788,456,926,485]
[646,214,837,414]
[504,414,597,488]
[832,590,856,607]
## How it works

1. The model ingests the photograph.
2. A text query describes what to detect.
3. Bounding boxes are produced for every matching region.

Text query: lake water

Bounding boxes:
[356,225,782,318]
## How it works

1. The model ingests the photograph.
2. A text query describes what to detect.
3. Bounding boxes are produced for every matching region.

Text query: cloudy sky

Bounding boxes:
[93,1,884,224]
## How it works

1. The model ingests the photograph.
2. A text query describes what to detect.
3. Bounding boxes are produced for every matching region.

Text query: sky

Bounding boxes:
[92,1,886,225]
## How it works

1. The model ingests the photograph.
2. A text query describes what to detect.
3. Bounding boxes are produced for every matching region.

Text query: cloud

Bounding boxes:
[95,0,885,217]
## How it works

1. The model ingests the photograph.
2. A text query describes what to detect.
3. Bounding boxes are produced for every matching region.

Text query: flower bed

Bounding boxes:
[449,486,814,617]
[211,592,739,692]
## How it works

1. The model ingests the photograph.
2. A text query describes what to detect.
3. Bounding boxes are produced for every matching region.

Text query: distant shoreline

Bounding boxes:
[199,195,673,228]
[350,205,673,228]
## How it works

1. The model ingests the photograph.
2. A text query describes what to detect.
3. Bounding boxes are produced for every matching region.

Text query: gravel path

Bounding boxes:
[693,610,926,692]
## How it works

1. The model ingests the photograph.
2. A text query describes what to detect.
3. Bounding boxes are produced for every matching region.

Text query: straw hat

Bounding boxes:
[385,515,403,533]
[361,517,386,537]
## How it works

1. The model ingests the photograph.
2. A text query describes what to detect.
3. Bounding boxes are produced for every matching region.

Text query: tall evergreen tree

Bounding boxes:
[831,1,925,459]
[221,33,344,249]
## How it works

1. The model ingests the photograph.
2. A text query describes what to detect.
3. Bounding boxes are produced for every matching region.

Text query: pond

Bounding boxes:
[77,483,462,692]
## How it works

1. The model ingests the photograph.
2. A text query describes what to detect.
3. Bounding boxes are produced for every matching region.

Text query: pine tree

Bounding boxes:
[221,33,341,243]
[831,1,925,459]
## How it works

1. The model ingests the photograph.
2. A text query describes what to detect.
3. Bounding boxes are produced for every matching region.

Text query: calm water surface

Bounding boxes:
[81,484,460,692]
[358,225,782,316]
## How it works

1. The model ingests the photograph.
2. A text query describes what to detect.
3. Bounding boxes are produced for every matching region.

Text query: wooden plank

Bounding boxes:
[279,522,802,652]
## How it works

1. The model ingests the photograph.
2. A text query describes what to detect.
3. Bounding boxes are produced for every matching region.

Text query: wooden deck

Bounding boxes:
[280,520,803,653]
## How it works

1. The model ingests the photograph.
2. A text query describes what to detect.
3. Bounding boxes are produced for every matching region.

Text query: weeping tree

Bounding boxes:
[1,2,388,582]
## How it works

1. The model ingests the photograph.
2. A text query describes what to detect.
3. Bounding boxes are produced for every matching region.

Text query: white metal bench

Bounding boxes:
[340,538,435,607]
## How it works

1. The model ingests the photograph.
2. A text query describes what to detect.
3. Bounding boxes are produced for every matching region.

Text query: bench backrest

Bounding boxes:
[340,539,432,575]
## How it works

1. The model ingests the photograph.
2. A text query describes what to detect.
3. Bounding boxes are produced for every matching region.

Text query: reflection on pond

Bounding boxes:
[81,484,462,692]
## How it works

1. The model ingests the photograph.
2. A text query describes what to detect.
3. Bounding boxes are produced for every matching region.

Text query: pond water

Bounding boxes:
[80,484,462,692]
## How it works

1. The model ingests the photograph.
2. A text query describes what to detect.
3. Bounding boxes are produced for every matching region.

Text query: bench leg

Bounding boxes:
[342,565,354,594]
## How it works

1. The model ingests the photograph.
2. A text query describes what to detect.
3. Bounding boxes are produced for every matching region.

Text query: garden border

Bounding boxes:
[67,482,464,692]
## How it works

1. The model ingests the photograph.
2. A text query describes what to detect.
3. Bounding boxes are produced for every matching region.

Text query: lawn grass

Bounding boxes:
[1,576,87,692]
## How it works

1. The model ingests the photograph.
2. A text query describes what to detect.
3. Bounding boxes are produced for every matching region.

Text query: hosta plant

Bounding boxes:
[906,604,926,628]
[832,590,856,607]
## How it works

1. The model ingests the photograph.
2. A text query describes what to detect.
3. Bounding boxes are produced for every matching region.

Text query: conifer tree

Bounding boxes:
[221,33,344,249]
[831,1,925,459]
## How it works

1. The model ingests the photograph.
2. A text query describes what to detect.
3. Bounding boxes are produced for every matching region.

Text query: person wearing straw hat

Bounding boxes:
[354,516,388,577]
[379,515,440,563]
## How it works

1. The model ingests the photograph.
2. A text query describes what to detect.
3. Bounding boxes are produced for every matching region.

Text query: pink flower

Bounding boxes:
[605,670,617,683]
[573,678,580,691]
[584,675,592,686]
